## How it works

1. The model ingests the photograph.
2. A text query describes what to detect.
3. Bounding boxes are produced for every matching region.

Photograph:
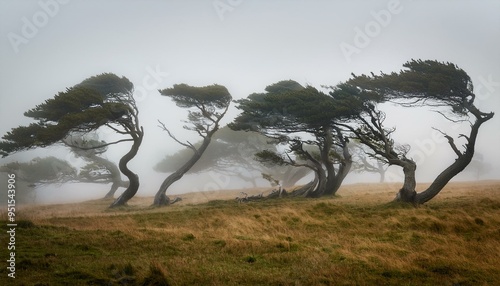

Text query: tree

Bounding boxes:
[0,73,144,208]
[154,126,311,188]
[153,84,232,206]
[230,80,355,197]
[1,157,77,203]
[63,135,128,199]
[349,141,388,183]
[345,59,494,204]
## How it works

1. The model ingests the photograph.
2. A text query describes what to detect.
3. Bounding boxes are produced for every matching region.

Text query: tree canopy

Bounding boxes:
[344,59,494,203]
[153,83,232,206]
[230,80,354,197]
[0,73,144,207]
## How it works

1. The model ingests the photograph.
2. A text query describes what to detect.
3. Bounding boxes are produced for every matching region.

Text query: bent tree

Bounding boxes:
[1,156,77,203]
[154,126,311,188]
[153,84,231,206]
[230,80,356,197]
[0,73,144,208]
[63,135,128,199]
[347,59,494,204]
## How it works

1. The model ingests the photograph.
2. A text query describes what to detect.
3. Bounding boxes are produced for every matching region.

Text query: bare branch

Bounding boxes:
[432,127,463,157]
[432,110,469,124]
[158,120,197,152]
[64,138,134,150]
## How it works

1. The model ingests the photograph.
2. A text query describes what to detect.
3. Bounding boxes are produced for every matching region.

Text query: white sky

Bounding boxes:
[1,0,499,202]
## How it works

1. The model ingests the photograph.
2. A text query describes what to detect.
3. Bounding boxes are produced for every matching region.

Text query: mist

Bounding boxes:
[1,1,499,205]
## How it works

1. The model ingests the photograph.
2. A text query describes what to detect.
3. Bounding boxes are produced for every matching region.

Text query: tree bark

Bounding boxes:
[321,127,337,195]
[394,160,417,204]
[153,132,215,206]
[326,144,353,196]
[109,129,144,208]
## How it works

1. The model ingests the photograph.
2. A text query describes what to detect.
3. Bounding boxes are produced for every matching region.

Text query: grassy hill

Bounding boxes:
[1,181,499,285]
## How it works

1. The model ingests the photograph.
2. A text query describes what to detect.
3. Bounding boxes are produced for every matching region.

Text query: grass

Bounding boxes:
[1,181,499,285]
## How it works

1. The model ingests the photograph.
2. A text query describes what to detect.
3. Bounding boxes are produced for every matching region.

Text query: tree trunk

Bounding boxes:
[321,126,337,195]
[416,114,493,204]
[309,167,327,197]
[325,142,352,196]
[394,160,417,204]
[109,130,144,208]
[378,161,386,183]
[104,180,129,199]
[87,154,128,199]
[153,134,214,206]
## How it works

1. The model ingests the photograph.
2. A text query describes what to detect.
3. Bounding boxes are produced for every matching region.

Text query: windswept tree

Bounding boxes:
[1,157,77,203]
[0,73,144,208]
[153,84,231,206]
[230,80,356,197]
[343,59,494,204]
[63,134,128,199]
[154,126,311,188]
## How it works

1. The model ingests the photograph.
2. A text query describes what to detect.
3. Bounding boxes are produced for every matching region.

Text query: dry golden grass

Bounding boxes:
[1,180,499,285]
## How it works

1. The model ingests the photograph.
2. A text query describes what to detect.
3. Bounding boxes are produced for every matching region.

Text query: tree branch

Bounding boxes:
[64,138,134,150]
[432,127,463,158]
[157,120,197,152]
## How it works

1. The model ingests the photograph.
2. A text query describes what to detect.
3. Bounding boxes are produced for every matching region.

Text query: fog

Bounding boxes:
[1,1,499,204]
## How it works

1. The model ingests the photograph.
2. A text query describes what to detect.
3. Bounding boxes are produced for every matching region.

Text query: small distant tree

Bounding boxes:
[345,59,494,204]
[153,84,232,206]
[0,73,144,208]
[62,134,128,199]
[154,126,311,188]
[1,157,77,203]
[349,141,388,183]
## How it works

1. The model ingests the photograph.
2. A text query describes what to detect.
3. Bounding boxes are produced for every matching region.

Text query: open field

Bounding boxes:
[1,181,500,285]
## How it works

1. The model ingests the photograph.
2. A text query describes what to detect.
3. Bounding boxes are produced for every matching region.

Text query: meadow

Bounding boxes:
[1,181,499,285]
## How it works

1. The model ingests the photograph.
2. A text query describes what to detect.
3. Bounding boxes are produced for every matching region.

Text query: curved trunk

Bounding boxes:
[309,166,327,197]
[87,154,127,199]
[104,180,129,199]
[392,159,417,203]
[325,143,352,196]
[153,135,213,206]
[109,130,144,208]
[416,114,492,204]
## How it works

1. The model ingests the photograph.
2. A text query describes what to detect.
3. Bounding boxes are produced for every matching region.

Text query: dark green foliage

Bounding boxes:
[348,59,478,116]
[0,73,135,157]
[159,83,231,109]
[1,156,77,184]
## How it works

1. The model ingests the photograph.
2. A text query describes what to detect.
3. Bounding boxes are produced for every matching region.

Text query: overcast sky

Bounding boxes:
[1,0,499,202]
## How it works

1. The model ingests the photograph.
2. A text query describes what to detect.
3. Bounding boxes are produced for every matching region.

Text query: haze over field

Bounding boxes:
[1,0,499,204]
